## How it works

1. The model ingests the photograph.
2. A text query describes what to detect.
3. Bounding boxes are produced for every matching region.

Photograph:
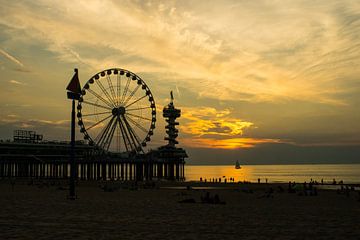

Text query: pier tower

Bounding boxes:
[163,91,181,147]
[146,91,187,180]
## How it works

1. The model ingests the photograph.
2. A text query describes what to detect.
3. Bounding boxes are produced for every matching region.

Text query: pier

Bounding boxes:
[0,141,185,181]
[0,68,187,182]
[0,142,185,181]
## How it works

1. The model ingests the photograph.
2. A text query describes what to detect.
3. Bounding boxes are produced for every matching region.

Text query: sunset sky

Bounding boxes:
[0,0,359,164]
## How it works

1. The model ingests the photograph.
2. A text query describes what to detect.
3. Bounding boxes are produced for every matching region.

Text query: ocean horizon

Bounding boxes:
[185,164,360,184]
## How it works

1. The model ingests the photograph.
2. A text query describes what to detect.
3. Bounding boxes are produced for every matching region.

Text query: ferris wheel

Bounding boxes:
[76,68,156,154]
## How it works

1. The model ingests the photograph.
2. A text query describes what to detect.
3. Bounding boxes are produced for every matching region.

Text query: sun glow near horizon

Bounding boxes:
[0,0,360,155]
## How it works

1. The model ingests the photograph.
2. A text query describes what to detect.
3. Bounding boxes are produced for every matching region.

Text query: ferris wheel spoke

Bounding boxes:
[86,89,114,108]
[94,115,114,143]
[127,106,151,111]
[123,85,140,106]
[118,117,131,152]
[86,114,113,131]
[123,116,143,152]
[116,127,119,152]
[103,117,118,151]
[120,76,131,104]
[126,115,149,133]
[125,95,147,108]
[82,101,112,111]
[117,117,127,152]
[99,117,116,150]
[94,122,109,146]
[95,78,116,107]
[122,116,142,153]
[118,117,132,152]
[123,119,139,152]
[106,75,117,105]
[126,112,152,121]
[117,74,121,106]
[82,111,112,117]
[96,116,116,149]
[116,126,121,152]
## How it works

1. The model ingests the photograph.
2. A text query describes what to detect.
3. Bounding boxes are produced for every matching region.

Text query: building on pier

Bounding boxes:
[146,91,188,180]
[0,93,188,181]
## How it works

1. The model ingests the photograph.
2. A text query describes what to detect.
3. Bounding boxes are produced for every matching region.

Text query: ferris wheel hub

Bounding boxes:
[112,106,126,116]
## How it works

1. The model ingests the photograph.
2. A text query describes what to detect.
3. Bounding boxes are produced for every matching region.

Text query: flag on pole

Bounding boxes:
[66,68,81,100]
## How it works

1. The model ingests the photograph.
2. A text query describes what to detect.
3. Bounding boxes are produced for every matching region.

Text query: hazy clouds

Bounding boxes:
[0,0,359,157]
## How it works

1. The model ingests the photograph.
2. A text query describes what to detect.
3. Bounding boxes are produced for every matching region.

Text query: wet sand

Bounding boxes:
[0,180,359,240]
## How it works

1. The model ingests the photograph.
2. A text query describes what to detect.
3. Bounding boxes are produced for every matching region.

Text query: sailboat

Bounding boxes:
[235,160,241,169]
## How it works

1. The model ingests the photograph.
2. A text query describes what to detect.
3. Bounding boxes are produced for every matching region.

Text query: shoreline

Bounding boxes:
[2,178,360,191]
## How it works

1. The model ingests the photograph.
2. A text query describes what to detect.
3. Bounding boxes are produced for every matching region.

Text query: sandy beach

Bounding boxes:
[0,180,359,240]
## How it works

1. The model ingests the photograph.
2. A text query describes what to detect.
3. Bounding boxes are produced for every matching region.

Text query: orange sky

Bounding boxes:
[0,0,360,156]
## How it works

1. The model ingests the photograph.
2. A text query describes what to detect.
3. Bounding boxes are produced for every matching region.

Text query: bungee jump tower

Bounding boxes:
[147,91,188,180]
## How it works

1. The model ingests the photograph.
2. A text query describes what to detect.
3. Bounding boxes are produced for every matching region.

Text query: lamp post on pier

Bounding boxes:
[66,68,81,199]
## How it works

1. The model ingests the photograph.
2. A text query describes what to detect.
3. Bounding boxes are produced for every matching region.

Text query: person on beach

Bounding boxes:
[303,182,308,196]
[201,192,225,204]
[288,181,295,193]
[201,192,212,203]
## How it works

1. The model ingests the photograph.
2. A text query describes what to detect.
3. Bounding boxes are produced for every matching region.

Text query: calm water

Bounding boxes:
[185,164,360,184]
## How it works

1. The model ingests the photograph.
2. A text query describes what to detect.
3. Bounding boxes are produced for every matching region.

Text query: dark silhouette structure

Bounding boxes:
[66,68,81,198]
[77,68,156,154]
[13,130,43,143]
[0,68,187,181]
[146,91,188,180]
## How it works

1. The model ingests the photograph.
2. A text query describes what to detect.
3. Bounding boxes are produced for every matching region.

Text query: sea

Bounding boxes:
[185,164,360,184]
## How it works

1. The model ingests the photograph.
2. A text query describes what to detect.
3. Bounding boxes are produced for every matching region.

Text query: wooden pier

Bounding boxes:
[0,142,186,181]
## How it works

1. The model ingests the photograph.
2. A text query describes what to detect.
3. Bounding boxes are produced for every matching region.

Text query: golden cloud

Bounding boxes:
[179,107,280,149]
[180,107,253,136]
[181,137,280,149]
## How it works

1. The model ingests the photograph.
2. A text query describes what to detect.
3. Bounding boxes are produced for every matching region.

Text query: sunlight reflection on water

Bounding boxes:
[185,164,360,183]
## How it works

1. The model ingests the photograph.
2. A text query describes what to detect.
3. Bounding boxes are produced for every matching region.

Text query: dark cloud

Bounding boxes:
[0,118,70,141]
